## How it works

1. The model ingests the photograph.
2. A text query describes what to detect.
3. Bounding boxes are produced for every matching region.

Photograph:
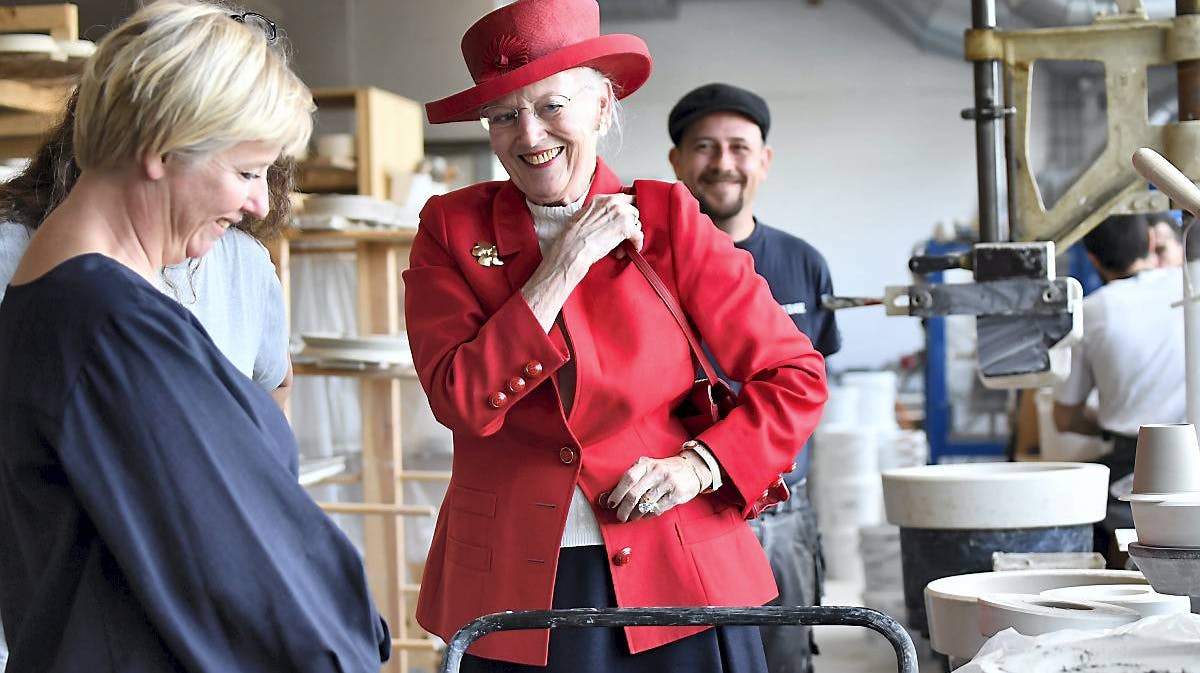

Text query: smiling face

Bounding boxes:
[485,69,611,206]
[163,140,278,263]
[669,111,772,226]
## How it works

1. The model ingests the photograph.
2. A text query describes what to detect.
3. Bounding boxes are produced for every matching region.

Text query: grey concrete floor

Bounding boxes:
[813,578,944,673]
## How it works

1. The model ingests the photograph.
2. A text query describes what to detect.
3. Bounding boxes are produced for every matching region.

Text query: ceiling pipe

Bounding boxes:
[852,0,1178,59]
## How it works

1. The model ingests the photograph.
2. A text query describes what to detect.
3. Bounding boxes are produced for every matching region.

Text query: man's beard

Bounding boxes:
[696,170,746,223]
[697,190,744,223]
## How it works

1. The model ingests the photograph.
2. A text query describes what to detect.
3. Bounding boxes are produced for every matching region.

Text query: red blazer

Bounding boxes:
[403,160,827,665]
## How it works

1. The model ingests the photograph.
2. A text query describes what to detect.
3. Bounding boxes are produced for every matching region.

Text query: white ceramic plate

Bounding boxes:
[298,456,348,487]
[0,33,60,55]
[299,333,412,367]
[57,39,95,59]
[301,333,408,352]
[300,194,414,228]
[1119,491,1200,502]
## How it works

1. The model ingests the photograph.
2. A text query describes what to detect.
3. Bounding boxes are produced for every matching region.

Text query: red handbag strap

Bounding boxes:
[623,242,721,384]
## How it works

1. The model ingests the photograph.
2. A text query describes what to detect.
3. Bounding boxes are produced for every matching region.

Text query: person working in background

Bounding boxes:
[1148,213,1185,268]
[1054,213,1186,557]
[668,82,839,673]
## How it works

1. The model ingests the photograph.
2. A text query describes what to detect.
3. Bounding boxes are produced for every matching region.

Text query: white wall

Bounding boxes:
[345,0,496,143]
[600,0,981,370]
[51,0,990,370]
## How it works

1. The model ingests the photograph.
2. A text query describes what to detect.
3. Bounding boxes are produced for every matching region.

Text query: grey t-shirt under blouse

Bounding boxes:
[0,222,288,391]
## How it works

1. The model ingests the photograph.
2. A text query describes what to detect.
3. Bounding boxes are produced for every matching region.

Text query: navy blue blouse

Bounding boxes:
[0,254,389,672]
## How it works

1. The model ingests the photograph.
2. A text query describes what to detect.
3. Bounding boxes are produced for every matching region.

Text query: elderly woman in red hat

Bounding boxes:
[404,0,827,670]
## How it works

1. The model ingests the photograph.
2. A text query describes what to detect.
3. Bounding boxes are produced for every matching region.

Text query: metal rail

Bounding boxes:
[440,605,918,673]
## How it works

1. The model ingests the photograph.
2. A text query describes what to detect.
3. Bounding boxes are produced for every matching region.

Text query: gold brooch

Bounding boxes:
[471,242,504,267]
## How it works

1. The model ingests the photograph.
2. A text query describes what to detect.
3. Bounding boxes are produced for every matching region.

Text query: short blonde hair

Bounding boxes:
[74,0,313,170]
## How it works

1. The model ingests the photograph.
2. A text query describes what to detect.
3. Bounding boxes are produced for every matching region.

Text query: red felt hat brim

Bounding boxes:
[426,33,652,124]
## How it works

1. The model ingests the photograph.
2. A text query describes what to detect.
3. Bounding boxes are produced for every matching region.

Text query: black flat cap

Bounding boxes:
[668,83,770,146]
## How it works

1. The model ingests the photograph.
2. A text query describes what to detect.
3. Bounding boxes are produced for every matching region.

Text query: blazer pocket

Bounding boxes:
[446,535,493,572]
[675,507,740,545]
[450,485,497,517]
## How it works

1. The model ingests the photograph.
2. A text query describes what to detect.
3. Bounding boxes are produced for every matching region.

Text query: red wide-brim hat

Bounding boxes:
[426,0,652,124]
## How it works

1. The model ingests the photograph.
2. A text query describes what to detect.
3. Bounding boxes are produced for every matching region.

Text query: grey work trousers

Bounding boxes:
[747,480,824,673]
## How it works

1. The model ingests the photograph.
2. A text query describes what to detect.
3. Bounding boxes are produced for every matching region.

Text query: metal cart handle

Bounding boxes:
[441,605,919,673]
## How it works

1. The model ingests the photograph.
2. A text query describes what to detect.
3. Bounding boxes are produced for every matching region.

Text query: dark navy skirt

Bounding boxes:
[460,545,769,673]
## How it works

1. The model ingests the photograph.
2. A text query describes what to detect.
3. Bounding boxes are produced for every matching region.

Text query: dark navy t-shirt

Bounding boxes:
[735,219,840,357]
[717,219,840,483]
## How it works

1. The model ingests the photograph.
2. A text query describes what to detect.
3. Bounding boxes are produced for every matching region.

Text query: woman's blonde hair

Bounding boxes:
[74,0,313,170]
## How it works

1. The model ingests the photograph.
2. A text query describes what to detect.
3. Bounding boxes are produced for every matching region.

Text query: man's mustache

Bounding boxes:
[700,171,745,185]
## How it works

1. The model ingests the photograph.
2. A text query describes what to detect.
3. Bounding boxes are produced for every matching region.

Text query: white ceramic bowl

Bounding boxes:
[924,569,1147,660]
[882,462,1109,529]
[1128,492,1200,547]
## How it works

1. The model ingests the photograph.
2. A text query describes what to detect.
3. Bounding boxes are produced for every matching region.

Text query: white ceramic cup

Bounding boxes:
[1131,423,1200,495]
[315,133,356,161]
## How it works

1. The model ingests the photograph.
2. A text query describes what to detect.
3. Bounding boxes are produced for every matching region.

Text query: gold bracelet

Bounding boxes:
[680,443,715,494]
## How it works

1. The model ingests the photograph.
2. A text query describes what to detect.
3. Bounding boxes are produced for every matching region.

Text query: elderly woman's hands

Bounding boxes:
[606,451,714,522]
[522,193,644,332]
[550,193,643,268]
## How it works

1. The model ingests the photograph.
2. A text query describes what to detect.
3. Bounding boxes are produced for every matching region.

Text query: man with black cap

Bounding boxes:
[668,82,840,673]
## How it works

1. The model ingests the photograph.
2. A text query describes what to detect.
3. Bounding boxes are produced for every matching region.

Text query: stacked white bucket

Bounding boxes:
[811,371,927,591]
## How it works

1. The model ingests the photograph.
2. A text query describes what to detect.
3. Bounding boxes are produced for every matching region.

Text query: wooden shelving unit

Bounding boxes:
[0,4,80,160]
[296,88,424,197]
[273,87,442,673]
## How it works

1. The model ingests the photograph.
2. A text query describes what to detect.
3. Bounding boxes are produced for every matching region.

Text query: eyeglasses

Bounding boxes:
[479,91,584,131]
[229,11,277,44]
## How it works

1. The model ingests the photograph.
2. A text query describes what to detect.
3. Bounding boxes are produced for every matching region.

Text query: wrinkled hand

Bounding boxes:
[548,193,643,276]
[606,455,704,523]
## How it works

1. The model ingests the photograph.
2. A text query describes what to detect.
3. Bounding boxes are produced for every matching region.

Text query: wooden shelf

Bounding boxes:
[0,55,81,80]
[307,87,423,197]
[284,226,417,245]
[317,502,435,517]
[0,4,79,41]
[296,161,358,193]
[273,87,430,672]
[391,638,439,652]
[0,78,71,114]
[0,6,84,159]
